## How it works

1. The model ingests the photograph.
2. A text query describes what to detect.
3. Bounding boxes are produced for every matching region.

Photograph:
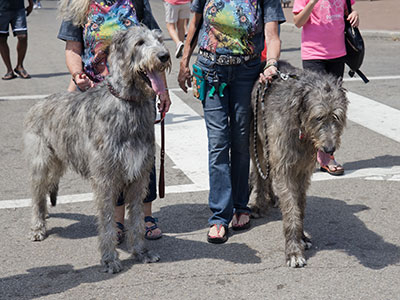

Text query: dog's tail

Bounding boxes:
[49,184,58,207]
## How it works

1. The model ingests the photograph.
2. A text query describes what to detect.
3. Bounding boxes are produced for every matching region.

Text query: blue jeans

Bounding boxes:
[195,54,261,227]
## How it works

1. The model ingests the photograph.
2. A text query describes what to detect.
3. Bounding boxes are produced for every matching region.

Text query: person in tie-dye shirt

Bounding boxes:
[57,0,170,242]
[178,0,285,244]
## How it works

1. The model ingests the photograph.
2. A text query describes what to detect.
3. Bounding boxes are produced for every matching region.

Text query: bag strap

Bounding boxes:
[346,0,352,15]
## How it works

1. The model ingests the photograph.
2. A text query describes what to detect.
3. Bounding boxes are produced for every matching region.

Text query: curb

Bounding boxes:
[281,23,400,40]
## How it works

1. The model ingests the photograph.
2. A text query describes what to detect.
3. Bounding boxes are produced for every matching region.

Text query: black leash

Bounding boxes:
[253,70,298,180]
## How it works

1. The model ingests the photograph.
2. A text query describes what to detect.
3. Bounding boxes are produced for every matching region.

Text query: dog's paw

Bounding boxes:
[133,250,160,263]
[286,255,307,268]
[249,204,268,219]
[101,258,123,274]
[31,228,47,241]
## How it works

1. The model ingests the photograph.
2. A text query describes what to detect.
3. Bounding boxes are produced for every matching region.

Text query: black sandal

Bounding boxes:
[14,68,31,79]
[207,224,228,244]
[144,216,162,240]
[2,71,17,80]
[232,212,251,231]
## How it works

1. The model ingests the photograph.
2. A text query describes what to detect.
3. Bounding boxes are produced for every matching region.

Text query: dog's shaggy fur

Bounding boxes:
[24,26,171,273]
[249,61,348,267]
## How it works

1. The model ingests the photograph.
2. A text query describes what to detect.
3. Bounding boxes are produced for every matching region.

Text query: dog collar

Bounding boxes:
[107,82,137,102]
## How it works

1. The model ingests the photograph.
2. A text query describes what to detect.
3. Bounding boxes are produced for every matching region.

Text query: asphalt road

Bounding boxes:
[0,1,400,299]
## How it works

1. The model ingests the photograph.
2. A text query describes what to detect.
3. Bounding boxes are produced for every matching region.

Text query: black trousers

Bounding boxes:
[302,56,345,79]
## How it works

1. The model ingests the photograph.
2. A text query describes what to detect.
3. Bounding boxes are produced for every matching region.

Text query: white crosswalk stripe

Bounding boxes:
[1,89,399,209]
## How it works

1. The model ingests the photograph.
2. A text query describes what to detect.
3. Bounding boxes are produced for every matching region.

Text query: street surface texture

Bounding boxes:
[0,1,399,299]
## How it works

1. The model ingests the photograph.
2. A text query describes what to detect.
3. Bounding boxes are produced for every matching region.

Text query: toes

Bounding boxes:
[31,228,47,241]
[101,259,123,274]
[287,255,307,268]
[133,250,160,263]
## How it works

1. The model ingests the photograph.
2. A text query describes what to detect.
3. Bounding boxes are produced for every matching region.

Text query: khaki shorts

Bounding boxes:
[164,2,190,23]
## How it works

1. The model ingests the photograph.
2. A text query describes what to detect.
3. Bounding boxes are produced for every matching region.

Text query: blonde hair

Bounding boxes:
[58,0,91,26]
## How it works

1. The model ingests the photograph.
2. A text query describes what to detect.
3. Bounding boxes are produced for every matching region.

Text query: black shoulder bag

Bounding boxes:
[344,0,369,83]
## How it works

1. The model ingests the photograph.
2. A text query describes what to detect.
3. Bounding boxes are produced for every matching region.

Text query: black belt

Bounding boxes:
[199,49,259,66]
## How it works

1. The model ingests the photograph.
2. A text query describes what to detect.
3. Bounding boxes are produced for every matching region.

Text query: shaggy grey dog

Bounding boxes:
[249,61,348,268]
[24,26,171,273]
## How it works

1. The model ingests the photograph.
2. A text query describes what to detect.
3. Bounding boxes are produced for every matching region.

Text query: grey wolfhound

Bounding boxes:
[24,26,171,273]
[249,61,348,268]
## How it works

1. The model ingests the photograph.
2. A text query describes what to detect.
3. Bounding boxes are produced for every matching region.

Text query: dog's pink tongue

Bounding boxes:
[317,151,331,166]
[147,71,165,95]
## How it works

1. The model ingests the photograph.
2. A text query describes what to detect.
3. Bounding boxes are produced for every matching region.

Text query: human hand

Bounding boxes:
[26,3,33,16]
[347,10,359,27]
[259,63,278,84]
[158,90,171,113]
[73,72,94,91]
[178,63,192,93]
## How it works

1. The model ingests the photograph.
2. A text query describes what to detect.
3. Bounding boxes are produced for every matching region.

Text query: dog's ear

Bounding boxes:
[110,30,128,53]
[152,29,163,42]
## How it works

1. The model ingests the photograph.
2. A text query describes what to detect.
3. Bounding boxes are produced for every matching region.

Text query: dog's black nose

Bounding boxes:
[323,146,336,155]
[158,52,170,63]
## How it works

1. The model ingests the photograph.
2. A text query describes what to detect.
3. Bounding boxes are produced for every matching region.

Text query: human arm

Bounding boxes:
[177,12,203,93]
[26,0,33,16]
[259,21,281,83]
[293,0,319,28]
[158,72,171,113]
[65,41,94,91]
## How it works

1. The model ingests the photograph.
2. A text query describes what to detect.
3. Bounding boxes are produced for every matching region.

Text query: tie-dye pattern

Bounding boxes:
[199,0,261,55]
[82,0,140,82]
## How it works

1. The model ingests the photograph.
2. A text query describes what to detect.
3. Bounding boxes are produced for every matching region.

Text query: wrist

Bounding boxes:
[263,60,278,71]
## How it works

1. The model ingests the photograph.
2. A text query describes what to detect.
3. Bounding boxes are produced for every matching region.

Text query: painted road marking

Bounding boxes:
[347,92,400,143]
[1,90,399,209]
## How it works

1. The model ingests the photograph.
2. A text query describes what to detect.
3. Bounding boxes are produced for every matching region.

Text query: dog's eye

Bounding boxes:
[316,116,324,122]
[136,40,145,46]
[333,114,340,121]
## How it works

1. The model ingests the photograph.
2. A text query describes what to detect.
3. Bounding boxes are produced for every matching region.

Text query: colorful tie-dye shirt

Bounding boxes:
[82,0,141,82]
[192,0,285,55]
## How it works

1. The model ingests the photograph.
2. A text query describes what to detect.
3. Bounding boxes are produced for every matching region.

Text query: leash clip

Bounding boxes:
[279,71,290,81]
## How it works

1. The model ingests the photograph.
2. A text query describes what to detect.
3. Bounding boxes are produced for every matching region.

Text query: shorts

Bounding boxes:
[164,2,190,24]
[0,9,27,37]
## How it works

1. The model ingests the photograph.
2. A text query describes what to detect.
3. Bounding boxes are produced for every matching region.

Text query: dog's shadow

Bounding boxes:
[47,203,262,265]
[304,196,400,269]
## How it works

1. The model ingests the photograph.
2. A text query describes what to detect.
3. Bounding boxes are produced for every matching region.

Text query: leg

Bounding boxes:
[125,176,160,263]
[15,34,27,70]
[143,166,162,240]
[0,36,14,76]
[275,169,307,268]
[229,59,260,225]
[92,178,122,274]
[176,18,186,43]
[28,134,53,241]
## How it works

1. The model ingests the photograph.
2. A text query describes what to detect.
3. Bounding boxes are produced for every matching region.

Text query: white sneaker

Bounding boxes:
[37,2,42,8]
[175,42,184,59]
[33,3,38,9]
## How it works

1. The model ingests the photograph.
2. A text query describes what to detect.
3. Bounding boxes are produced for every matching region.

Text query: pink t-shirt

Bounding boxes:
[165,0,191,5]
[293,0,355,60]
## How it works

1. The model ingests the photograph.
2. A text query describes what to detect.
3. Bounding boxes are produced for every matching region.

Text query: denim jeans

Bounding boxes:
[195,54,261,227]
